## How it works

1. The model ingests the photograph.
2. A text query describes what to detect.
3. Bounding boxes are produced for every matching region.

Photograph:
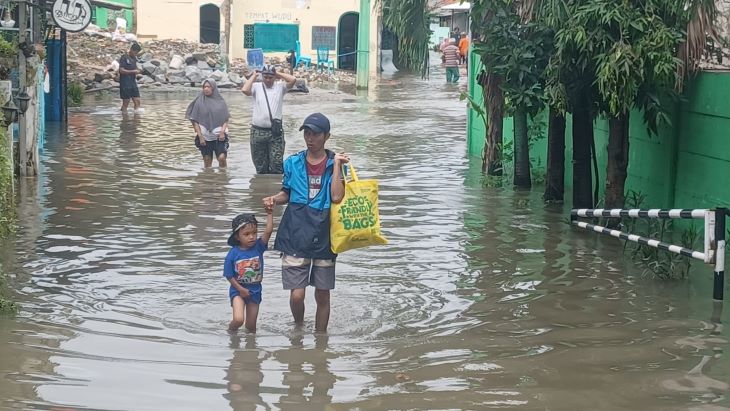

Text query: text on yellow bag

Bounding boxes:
[330,164,388,254]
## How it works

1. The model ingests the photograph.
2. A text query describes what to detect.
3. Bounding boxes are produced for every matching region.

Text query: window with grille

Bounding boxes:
[243,24,255,48]
[312,26,336,50]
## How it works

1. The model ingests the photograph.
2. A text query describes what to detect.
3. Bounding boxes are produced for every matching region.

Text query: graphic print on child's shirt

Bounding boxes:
[235,256,262,284]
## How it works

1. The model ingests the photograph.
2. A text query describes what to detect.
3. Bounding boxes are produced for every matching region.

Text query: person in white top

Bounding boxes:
[241,65,297,174]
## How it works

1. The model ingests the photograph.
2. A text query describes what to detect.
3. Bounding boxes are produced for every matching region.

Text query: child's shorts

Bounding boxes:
[229,283,262,305]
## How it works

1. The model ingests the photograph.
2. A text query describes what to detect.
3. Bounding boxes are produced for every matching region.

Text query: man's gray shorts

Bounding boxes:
[281,255,336,290]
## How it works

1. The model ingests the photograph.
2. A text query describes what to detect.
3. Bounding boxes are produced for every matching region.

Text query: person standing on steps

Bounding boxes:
[241,65,297,174]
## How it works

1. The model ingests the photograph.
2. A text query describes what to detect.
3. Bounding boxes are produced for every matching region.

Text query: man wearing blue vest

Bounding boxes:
[263,113,349,332]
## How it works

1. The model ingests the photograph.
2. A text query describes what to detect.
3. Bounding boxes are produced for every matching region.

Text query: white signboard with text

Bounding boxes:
[52,0,92,33]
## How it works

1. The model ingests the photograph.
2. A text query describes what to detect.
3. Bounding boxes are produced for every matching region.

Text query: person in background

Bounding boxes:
[241,65,297,174]
[440,37,450,64]
[458,32,470,66]
[443,38,461,83]
[186,79,230,168]
[118,42,142,112]
[286,50,297,75]
[452,26,461,42]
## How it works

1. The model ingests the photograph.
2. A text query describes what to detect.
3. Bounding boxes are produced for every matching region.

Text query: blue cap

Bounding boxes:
[299,113,331,134]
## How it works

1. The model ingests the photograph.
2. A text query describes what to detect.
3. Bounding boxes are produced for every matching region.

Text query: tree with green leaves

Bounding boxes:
[470,2,505,176]
[526,0,719,210]
[554,0,719,212]
[471,0,553,187]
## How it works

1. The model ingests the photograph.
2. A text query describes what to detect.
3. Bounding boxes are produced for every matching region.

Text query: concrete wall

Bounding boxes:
[673,72,730,208]
[466,52,730,209]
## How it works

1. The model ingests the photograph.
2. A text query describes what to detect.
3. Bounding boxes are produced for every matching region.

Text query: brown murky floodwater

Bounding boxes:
[0,64,729,410]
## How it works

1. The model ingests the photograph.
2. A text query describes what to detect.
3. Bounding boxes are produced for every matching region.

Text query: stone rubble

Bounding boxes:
[67,29,355,93]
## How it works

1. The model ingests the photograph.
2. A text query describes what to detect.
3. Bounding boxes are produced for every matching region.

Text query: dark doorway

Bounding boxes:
[200,4,220,44]
[337,12,358,70]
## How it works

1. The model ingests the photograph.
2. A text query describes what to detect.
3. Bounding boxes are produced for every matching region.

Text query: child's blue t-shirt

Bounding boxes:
[223,238,267,286]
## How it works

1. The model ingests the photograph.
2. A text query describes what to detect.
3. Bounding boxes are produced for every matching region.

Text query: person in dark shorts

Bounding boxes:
[119,42,142,112]
[263,113,350,332]
[186,79,231,168]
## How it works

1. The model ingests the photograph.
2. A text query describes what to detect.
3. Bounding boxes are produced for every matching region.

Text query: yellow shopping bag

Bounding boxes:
[330,164,388,254]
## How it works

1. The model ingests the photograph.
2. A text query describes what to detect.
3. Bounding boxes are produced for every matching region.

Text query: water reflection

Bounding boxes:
[225,335,266,410]
[275,332,335,410]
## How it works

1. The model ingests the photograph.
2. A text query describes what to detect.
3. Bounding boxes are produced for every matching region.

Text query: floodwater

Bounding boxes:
[0,65,729,410]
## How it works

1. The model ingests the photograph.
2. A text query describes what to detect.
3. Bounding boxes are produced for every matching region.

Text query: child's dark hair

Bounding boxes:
[227,213,258,246]
[234,214,258,230]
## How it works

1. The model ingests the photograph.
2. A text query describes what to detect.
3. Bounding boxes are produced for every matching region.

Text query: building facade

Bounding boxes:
[135,0,379,73]
[92,0,134,31]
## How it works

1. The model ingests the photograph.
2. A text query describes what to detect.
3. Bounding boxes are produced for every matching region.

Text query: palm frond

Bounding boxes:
[377,0,431,77]
[678,0,721,89]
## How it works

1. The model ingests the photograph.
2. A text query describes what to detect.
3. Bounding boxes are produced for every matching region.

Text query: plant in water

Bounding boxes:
[67,82,84,106]
[0,120,15,314]
[0,277,17,315]
[623,190,699,280]
[0,121,13,238]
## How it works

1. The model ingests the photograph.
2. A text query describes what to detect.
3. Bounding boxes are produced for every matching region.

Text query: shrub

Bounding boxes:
[67,82,84,106]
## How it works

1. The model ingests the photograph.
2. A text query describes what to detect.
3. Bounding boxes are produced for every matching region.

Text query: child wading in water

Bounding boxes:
[223,211,273,333]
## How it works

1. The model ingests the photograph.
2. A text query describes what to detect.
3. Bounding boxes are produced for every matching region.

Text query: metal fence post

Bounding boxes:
[714,207,726,301]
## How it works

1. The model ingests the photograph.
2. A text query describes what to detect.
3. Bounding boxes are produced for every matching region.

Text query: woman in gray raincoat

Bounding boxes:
[186,79,231,168]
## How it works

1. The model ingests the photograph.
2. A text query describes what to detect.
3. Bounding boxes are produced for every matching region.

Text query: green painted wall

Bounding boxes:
[466,52,730,209]
[93,0,134,31]
[674,73,730,208]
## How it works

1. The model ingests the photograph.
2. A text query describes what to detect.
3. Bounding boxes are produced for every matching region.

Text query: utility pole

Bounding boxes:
[221,0,231,71]
[356,0,370,90]
[17,0,27,176]
[131,0,137,34]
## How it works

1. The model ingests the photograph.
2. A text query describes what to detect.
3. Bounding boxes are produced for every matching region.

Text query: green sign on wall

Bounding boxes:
[253,23,299,52]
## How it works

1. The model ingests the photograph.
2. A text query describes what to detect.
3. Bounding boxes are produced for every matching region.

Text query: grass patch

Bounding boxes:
[0,122,13,236]
[623,190,700,280]
[0,122,15,314]
[0,278,17,315]
[68,82,84,106]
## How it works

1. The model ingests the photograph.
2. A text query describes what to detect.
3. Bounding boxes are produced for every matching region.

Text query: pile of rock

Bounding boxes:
[293,65,356,85]
[134,51,244,89]
[67,30,354,92]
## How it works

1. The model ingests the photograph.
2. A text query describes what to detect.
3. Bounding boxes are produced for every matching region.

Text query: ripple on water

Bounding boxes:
[0,72,728,410]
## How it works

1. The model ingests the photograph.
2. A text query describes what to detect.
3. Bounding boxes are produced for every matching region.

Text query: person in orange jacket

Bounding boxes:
[458,33,470,65]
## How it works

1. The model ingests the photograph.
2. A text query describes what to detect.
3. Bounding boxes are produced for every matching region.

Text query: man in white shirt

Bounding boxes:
[241,65,297,174]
